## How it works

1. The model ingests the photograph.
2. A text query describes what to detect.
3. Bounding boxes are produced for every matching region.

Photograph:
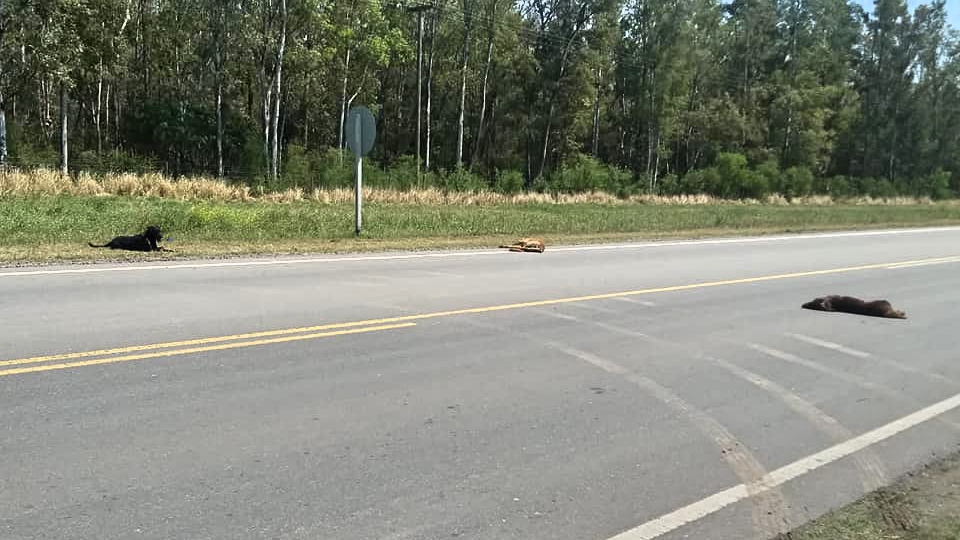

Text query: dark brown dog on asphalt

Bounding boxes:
[89,225,172,252]
[801,295,907,319]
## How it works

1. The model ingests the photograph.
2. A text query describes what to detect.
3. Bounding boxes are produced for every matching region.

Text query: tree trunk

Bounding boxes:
[217,79,224,177]
[114,84,121,151]
[425,8,439,172]
[0,95,7,165]
[271,61,283,180]
[591,65,602,157]
[456,0,474,168]
[538,102,554,179]
[94,55,103,155]
[337,0,357,165]
[338,46,351,165]
[652,130,661,191]
[537,7,586,179]
[105,82,111,152]
[470,0,497,169]
[263,91,271,172]
[269,0,288,181]
[214,1,228,178]
[416,12,423,185]
[395,66,405,156]
[59,82,68,176]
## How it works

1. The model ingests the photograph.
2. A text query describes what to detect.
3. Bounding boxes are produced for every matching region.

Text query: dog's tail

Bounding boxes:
[88,242,108,248]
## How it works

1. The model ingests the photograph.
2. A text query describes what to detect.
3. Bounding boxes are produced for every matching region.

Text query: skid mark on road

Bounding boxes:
[743,342,960,431]
[534,310,892,494]
[462,315,794,540]
[785,332,959,388]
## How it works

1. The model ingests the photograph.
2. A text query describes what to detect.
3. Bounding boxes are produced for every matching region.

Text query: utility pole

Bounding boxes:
[407,2,432,188]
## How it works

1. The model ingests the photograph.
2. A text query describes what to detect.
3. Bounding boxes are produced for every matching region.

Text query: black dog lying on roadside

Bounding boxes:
[88,225,172,252]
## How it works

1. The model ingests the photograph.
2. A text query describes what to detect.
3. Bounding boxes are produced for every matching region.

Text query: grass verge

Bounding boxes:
[785,449,960,540]
[2,193,960,265]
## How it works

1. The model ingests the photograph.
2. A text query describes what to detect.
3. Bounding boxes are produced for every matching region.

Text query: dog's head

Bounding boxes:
[144,226,163,242]
[801,297,830,311]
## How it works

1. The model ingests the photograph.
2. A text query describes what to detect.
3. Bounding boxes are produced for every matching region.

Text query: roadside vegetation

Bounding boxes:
[787,450,960,540]
[2,166,960,265]
[4,0,960,263]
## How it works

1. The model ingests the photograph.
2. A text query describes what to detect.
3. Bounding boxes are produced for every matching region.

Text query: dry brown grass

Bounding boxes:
[2,167,954,206]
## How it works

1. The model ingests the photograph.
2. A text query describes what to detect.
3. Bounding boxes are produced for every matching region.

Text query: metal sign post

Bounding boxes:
[345,105,376,236]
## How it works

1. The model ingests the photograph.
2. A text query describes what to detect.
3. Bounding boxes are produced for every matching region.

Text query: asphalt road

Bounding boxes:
[3,226,960,540]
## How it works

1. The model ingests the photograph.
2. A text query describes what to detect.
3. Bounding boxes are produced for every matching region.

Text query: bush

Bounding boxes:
[819,175,853,198]
[441,166,487,192]
[549,154,613,194]
[494,169,525,195]
[921,169,953,200]
[713,152,751,198]
[781,166,814,200]
[755,159,781,194]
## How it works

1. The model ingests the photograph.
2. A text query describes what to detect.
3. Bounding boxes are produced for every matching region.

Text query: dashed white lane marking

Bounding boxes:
[745,343,960,431]
[786,333,870,358]
[606,391,960,540]
[1,225,958,277]
[565,301,623,314]
[786,333,959,387]
[613,297,657,307]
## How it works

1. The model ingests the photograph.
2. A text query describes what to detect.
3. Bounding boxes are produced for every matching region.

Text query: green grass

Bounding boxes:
[787,451,960,540]
[2,194,960,264]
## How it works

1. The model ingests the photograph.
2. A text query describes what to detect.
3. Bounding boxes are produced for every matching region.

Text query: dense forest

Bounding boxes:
[0,0,958,199]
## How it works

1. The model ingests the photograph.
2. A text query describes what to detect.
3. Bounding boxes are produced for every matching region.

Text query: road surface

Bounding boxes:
[2,226,960,540]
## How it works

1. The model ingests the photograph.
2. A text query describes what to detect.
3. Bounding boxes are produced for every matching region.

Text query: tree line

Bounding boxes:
[0,0,958,199]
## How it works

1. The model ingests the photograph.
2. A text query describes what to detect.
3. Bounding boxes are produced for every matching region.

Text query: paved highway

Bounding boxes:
[2,226,960,540]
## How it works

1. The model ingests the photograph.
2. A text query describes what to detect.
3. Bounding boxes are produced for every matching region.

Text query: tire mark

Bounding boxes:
[742,342,960,432]
[543,314,892,493]
[463,315,794,540]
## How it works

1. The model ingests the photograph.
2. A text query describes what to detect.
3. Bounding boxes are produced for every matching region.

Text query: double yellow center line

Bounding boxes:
[0,323,417,377]
[2,254,957,378]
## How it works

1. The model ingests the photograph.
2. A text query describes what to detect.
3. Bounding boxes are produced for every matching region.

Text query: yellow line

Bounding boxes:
[3,253,955,371]
[0,323,416,378]
[0,319,414,367]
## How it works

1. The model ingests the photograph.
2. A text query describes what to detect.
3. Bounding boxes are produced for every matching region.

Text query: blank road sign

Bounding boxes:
[346,106,376,158]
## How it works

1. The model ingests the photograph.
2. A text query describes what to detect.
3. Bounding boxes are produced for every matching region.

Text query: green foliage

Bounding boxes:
[493,169,525,195]
[2,0,959,203]
[781,167,815,200]
[441,166,487,193]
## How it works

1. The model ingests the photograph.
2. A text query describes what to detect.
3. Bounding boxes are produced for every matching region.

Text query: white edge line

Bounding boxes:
[885,256,960,269]
[605,391,960,540]
[1,225,958,278]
